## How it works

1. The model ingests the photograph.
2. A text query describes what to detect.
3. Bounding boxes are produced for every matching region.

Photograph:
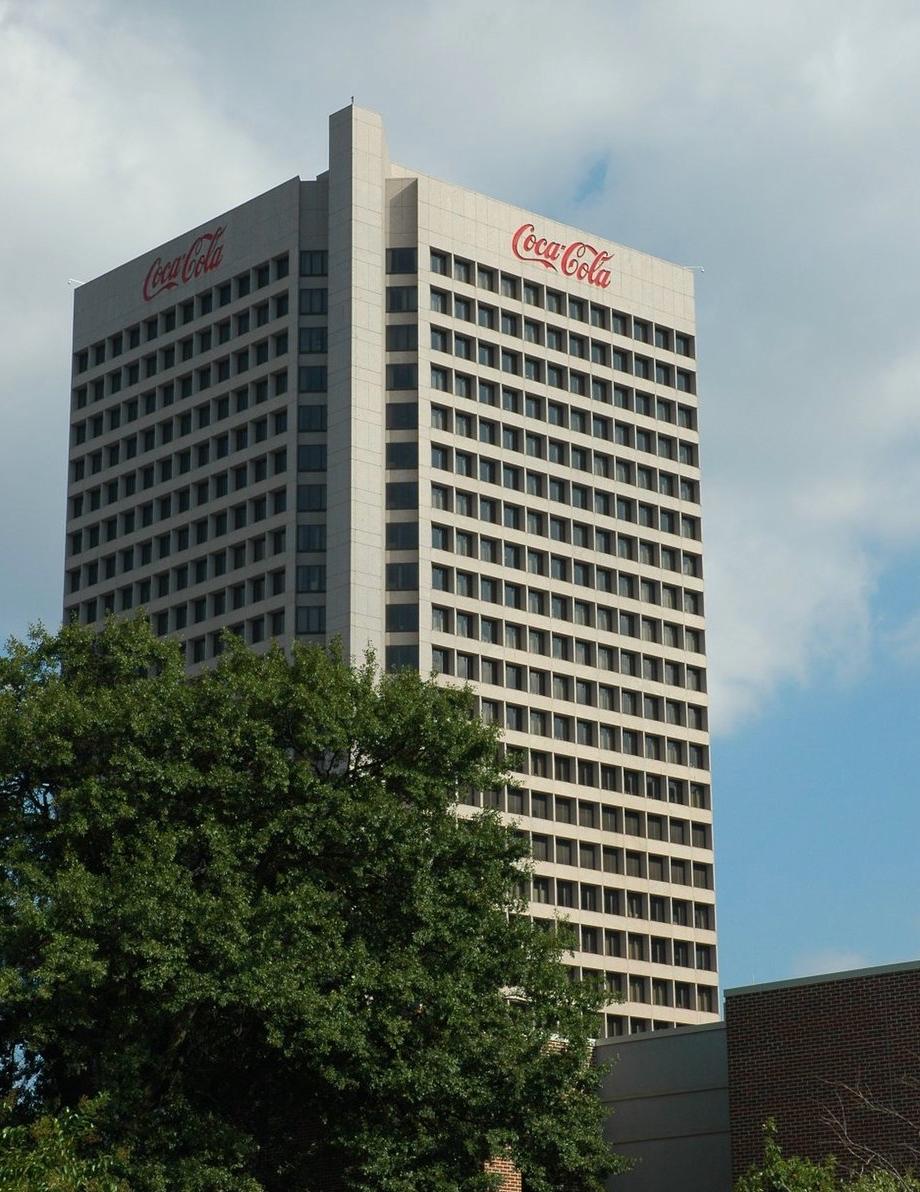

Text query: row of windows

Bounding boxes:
[71,431,287,509]
[70,373,289,450]
[563,926,715,976]
[431,650,708,729]
[137,604,326,647]
[173,613,286,660]
[483,787,710,845]
[470,692,709,770]
[429,249,695,357]
[421,626,708,696]
[386,601,704,691]
[601,993,716,1033]
[519,830,713,888]
[431,445,701,539]
[428,580,705,651]
[430,483,704,579]
[529,841,714,892]
[430,349,694,408]
[431,372,700,462]
[69,467,288,558]
[559,921,716,972]
[430,403,698,488]
[74,255,292,373]
[68,520,288,594]
[61,613,290,659]
[73,295,291,406]
[69,412,289,517]
[72,561,286,627]
[70,461,287,529]
[430,315,695,393]
[474,762,710,810]
[493,749,710,808]
[432,368,698,431]
[73,331,289,410]
[472,761,710,809]
[303,247,414,279]
[431,528,703,611]
[385,432,702,532]
[529,874,714,929]
[558,941,718,995]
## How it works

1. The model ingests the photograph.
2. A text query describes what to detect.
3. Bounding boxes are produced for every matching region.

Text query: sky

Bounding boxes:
[1,0,919,997]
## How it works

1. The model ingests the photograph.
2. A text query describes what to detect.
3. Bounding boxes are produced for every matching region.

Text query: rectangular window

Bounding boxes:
[386,323,418,352]
[298,366,328,393]
[297,484,326,512]
[297,445,327,471]
[386,363,418,390]
[386,482,418,509]
[386,441,418,469]
[386,402,418,429]
[297,565,326,593]
[386,562,419,590]
[299,288,328,315]
[296,252,326,278]
[386,286,418,313]
[386,247,417,274]
[298,404,327,432]
[297,524,327,552]
[386,602,419,632]
[298,326,327,354]
[296,605,326,634]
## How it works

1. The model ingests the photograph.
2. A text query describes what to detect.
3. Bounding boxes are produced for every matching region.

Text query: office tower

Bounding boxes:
[64,105,717,1035]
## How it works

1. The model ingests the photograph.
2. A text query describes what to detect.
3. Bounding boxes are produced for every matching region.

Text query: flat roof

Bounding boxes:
[725,958,920,998]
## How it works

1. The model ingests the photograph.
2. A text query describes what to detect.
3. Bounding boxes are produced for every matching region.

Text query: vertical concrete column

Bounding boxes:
[325,105,388,662]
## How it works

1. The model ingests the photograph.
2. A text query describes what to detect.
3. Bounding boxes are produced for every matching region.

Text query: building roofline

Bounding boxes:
[593,1021,726,1051]
[389,159,696,276]
[725,958,920,999]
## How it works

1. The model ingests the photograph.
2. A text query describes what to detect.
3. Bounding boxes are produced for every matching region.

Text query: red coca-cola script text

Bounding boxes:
[511,223,612,289]
[142,226,227,302]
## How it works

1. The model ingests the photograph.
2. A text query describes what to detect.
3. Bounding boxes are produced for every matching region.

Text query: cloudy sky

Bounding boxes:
[2,0,919,994]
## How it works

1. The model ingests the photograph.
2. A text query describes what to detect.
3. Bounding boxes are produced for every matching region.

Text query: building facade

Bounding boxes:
[63,105,717,1035]
[598,959,920,1190]
[726,961,920,1180]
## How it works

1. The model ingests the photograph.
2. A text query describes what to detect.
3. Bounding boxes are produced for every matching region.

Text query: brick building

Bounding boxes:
[726,961,920,1180]
[599,959,920,1190]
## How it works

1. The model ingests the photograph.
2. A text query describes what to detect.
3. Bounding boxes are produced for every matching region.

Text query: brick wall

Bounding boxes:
[726,966,920,1180]
[484,1154,523,1191]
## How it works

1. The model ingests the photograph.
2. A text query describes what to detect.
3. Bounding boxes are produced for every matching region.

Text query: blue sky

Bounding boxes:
[717,634,920,990]
[1,0,919,997]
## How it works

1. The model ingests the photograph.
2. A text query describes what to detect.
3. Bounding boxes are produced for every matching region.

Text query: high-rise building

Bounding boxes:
[64,105,717,1035]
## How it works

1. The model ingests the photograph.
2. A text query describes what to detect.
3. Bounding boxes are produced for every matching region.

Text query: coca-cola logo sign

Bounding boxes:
[142,225,227,302]
[511,222,613,289]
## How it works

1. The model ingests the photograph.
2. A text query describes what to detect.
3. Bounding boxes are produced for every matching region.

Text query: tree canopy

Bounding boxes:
[736,1120,920,1192]
[0,617,620,1191]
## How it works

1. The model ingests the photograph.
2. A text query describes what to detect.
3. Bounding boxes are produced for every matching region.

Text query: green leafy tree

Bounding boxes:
[736,1120,841,1192]
[0,617,622,1191]
[736,1120,920,1192]
[0,1097,126,1191]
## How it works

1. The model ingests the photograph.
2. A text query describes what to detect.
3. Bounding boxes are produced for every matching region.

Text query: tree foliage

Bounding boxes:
[0,1097,126,1191]
[736,1120,920,1192]
[0,617,620,1190]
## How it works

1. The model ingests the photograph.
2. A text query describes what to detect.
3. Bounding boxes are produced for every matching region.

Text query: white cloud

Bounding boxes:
[885,609,920,665]
[3,0,920,734]
[0,0,281,637]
